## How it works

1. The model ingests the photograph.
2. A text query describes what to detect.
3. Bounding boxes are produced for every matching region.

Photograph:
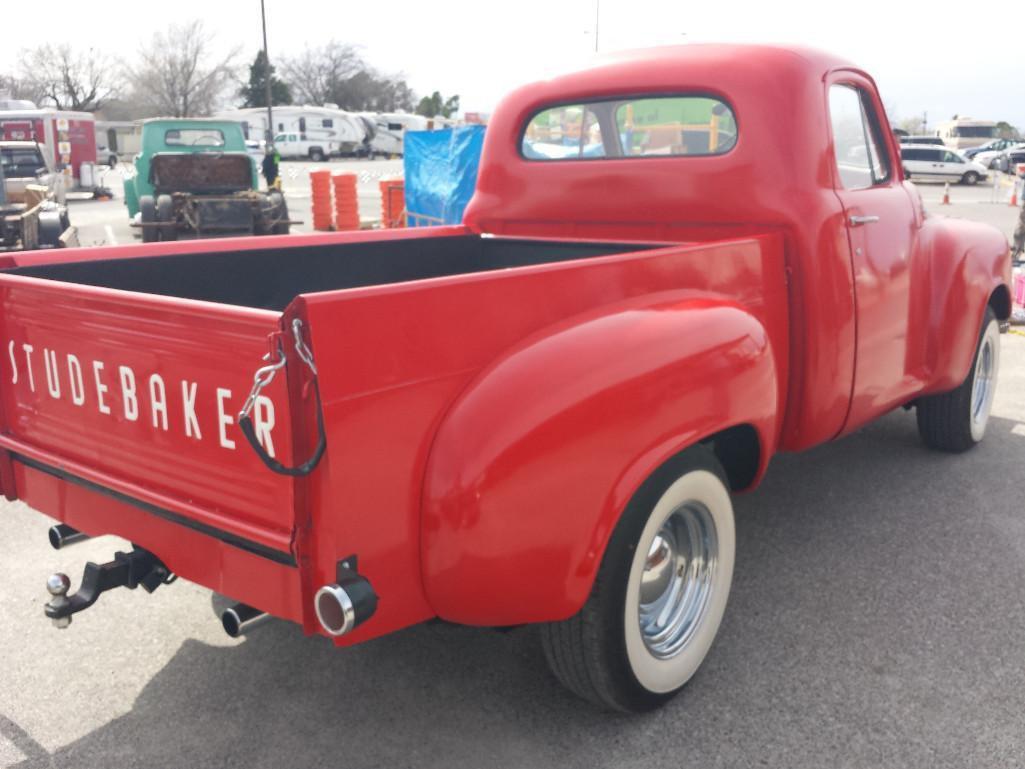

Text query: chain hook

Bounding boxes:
[292,318,317,375]
[238,341,286,421]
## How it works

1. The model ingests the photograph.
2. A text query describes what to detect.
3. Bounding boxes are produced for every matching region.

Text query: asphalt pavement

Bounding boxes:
[0,176,1024,769]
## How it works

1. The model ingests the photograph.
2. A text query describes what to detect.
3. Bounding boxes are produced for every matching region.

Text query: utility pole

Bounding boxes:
[260,0,274,147]
[594,0,600,52]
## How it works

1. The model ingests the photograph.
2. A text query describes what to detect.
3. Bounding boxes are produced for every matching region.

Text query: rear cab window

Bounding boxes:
[521,96,737,160]
[165,129,225,147]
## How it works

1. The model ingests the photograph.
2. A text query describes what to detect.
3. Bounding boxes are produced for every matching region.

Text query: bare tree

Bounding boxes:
[0,72,43,105]
[279,41,363,105]
[127,20,240,117]
[17,44,118,111]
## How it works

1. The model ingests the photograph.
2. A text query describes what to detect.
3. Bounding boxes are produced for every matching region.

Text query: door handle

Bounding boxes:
[849,215,880,226]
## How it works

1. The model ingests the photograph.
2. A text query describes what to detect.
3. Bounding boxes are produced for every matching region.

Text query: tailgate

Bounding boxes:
[0,275,296,560]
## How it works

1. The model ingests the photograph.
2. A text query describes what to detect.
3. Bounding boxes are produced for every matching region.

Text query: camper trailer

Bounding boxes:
[934,118,998,151]
[215,106,367,160]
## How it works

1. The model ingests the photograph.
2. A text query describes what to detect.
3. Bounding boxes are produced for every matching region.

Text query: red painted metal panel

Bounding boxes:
[299,233,787,639]
[0,275,295,555]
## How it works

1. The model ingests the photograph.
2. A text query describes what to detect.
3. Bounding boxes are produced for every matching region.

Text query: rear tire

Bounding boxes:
[309,148,325,162]
[37,210,64,248]
[540,445,735,712]
[139,195,157,243]
[155,194,177,241]
[917,307,1000,452]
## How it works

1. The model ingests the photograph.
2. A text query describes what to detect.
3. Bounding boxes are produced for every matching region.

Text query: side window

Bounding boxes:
[322,118,334,128]
[923,149,942,162]
[943,151,964,164]
[829,84,892,190]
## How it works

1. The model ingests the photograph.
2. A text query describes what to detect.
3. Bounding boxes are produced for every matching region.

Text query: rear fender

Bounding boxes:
[919,218,1011,393]
[421,292,780,626]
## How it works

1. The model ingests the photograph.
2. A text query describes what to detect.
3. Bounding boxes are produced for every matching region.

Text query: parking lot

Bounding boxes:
[68,156,404,247]
[1,179,1024,769]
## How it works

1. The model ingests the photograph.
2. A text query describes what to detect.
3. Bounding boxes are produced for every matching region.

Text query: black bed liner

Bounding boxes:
[4,235,656,311]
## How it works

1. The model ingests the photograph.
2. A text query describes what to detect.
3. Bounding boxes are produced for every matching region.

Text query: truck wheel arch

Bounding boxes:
[420,294,780,627]
[918,220,1011,394]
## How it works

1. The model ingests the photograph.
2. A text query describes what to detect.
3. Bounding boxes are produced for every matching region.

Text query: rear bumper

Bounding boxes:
[2,447,305,625]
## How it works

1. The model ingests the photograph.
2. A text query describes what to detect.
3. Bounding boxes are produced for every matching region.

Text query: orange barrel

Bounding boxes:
[332,172,360,231]
[310,169,334,231]
[379,179,405,228]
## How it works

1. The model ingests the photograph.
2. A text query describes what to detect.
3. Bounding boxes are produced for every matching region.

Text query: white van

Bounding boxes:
[900,146,988,185]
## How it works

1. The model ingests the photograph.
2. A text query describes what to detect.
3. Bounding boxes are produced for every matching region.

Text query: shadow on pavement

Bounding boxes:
[7,411,1025,769]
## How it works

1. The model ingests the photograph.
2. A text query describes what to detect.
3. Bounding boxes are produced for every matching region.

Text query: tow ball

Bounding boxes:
[44,547,173,629]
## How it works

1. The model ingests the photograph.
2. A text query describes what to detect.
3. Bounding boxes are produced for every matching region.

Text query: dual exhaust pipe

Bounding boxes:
[48,523,90,550]
[45,526,377,640]
[221,566,377,640]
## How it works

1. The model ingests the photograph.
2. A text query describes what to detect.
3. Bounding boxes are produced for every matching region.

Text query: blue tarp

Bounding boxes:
[403,125,485,226]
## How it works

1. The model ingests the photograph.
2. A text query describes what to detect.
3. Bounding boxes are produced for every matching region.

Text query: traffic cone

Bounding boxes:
[310,169,333,231]
[1010,184,1019,208]
[332,172,360,231]
[941,182,950,205]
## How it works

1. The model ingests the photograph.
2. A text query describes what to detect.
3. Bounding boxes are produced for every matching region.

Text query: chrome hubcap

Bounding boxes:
[638,502,717,659]
[970,331,996,434]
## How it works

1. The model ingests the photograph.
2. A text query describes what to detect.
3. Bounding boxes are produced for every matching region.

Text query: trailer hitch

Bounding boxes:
[44,547,172,629]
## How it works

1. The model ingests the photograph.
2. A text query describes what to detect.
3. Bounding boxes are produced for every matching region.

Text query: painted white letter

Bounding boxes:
[216,388,236,449]
[254,395,276,458]
[43,348,61,399]
[22,344,35,392]
[8,340,17,384]
[149,374,167,430]
[93,361,110,414]
[67,354,85,405]
[119,366,138,421]
[182,380,201,439]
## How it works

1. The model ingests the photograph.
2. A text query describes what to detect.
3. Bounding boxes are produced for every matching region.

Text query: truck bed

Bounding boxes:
[0,228,788,637]
[4,234,652,310]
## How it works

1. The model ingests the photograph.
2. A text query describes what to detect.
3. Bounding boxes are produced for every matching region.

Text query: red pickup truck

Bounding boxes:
[0,45,1011,712]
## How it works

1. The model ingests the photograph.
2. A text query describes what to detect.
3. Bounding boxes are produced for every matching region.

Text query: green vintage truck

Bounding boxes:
[124,118,290,242]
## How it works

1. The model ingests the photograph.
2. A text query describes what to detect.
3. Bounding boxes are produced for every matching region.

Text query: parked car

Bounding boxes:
[972,143,1025,169]
[900,145,988,184]
[0,141,72,250]
[899,135,945,146]
[990,148,1025,176]
[273,132,335,162]
[0,141,59,203]
[963,137,1022,160]
[0,44,1010,714]
[123,118,290,242]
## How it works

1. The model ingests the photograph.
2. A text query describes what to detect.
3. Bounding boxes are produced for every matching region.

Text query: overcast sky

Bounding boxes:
[5,0,1021,129]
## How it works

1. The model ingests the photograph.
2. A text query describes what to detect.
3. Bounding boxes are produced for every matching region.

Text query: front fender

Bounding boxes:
[920,217,1011,393]
[421,292,780,626]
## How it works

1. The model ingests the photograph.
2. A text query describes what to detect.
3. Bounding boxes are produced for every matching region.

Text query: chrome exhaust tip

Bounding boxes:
[48,524,90,550]
[314,565,378,637]
[315,585,356,636]
[221,603,267,638]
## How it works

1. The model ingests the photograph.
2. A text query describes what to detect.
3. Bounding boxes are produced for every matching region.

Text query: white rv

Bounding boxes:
[214,106,367,160]
[934,118,998,151]
[355,113,438,157]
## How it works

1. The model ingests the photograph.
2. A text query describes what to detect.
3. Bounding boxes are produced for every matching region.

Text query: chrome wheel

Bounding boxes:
[969,318,1000,441]
[638,503,717,659]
